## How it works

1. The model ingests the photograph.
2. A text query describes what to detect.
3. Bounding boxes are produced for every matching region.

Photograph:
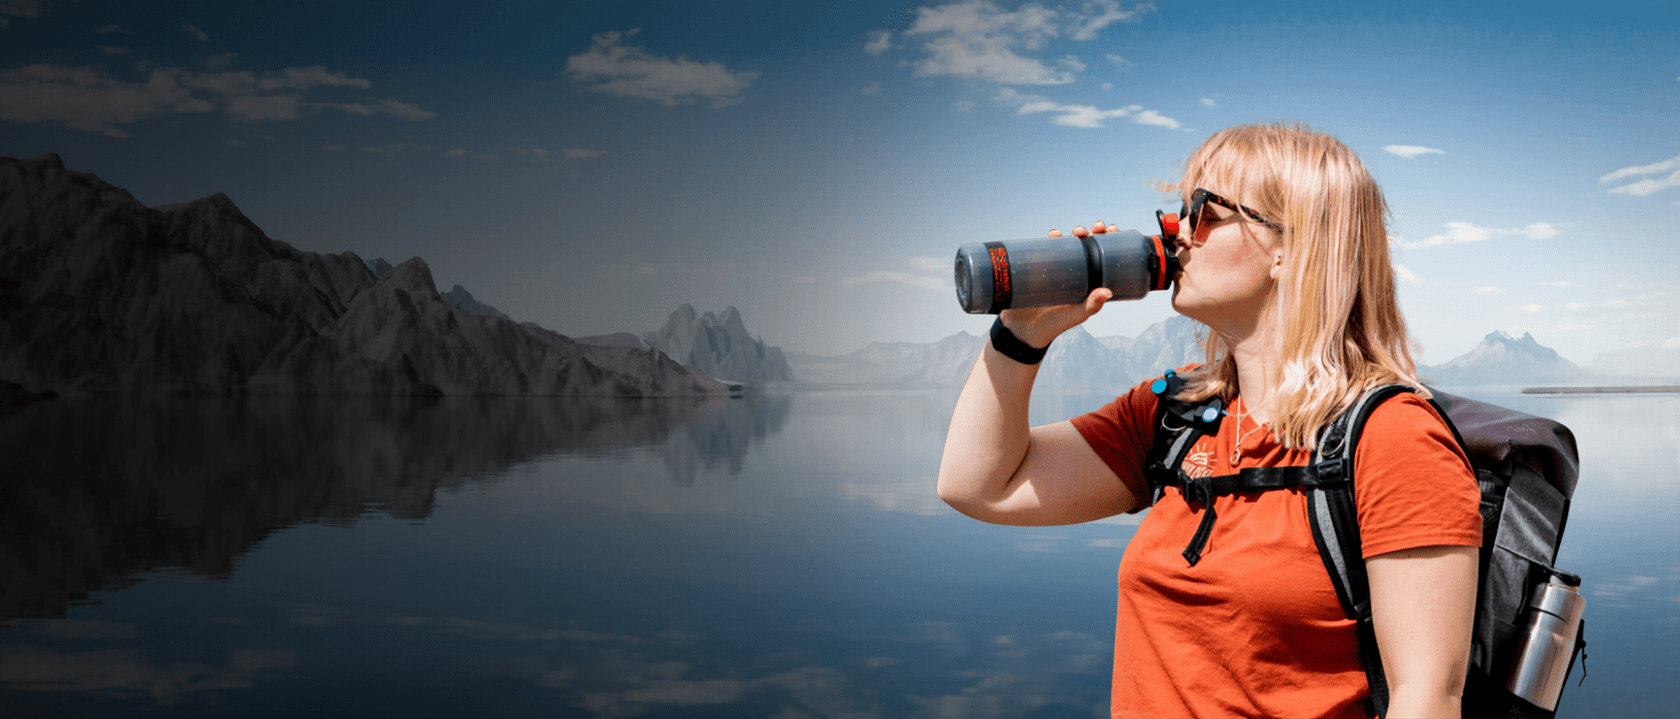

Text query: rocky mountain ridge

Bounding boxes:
[0,153,723,396]
[642,304,794,383]
[1419,330,1585,387]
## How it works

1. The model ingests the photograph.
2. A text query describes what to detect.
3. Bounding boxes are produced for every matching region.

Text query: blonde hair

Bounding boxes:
[1167,122,1426,449]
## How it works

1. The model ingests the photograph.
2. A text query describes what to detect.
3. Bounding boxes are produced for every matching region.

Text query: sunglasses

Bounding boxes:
[1180,188,1279,239]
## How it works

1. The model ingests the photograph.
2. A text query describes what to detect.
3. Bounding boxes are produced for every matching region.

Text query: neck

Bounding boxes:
[1223,316,1283,426]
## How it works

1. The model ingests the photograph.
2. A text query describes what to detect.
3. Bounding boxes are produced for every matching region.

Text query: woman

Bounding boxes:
[937,123,1482,719]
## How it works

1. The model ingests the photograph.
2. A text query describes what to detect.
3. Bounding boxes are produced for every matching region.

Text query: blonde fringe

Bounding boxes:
[1168,122,1427,451]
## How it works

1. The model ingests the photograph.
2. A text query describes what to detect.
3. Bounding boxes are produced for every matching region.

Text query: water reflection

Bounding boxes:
[0,391,1674,718]
[0,393,791,619]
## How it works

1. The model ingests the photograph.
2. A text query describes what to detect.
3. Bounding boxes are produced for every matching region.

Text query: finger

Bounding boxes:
[1047,228,1063,238]
[1072,225,1089,237]
[1092,221,1108,234]
[1085,287,1113,315]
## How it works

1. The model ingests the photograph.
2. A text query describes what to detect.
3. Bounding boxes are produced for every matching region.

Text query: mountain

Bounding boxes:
[1421,330,1585,387]
[440,283,508,319]
[1099,314,1205,380]
[365,259,507,320]
[643,304,794,383]
[787,322,1158,391]
[787,331,987,387]
[1586,340,1680,381]
[1034,326,1135,389]
[575,332,651,350]
[0,153,723,396]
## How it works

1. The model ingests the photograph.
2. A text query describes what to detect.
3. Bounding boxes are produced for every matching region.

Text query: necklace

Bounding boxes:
[1231,399,1263,466]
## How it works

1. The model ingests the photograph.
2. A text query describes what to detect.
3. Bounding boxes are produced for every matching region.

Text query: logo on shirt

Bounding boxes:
[1181,439,1216,479]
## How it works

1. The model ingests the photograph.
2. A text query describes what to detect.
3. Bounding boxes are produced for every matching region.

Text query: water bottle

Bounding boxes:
[1505,568,1585,711]
[954,213,1180,314]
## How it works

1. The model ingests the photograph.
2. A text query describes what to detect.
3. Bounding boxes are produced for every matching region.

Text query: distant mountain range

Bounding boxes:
[787,315,1207,390]
[5,154,1664,397]
[789,318,1672,390]
[0,153,723,397]
[1418,330,1584,387]
[639,304,794,384]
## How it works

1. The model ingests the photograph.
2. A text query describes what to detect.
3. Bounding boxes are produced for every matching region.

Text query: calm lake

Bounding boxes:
[1,388,1675,717]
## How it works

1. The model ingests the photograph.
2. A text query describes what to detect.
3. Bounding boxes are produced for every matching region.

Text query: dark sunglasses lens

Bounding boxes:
[1185,196,1208,236]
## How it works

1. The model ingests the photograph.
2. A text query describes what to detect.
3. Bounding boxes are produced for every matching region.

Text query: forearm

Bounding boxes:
[936,341,1038,507]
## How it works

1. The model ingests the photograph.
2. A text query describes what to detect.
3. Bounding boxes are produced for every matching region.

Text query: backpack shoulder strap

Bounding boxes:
[1144,369,1226,503]
[1305,383,1418,719]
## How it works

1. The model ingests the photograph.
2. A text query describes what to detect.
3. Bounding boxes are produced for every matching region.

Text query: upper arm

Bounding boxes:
[948,420,1141,526]
[1367,545,1479,709]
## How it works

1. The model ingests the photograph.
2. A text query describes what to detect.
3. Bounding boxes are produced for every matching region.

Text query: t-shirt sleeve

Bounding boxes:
[1352,393,1484,558]
[1069,379,1159,509]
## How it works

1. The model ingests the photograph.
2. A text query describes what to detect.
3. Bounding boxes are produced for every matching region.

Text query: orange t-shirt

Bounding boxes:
[1071,376,1483,719]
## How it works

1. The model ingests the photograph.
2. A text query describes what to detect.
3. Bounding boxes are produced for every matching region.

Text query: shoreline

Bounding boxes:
[1522,386,1680,395]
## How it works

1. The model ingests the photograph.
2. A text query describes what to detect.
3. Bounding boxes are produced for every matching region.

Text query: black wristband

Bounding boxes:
[989,317,1049,365]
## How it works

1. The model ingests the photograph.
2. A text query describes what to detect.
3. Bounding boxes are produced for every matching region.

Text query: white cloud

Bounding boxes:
[1523,304,1543,312]
[183,24,209,42]
[1600,155,1680,196]
[860,82,881,95]
[1394,264,1423,284]
[0,0,39,28]
[1399,221,1563,249]
[0,61,431,133]
[901,1,1148,86]
[1383,144,1445,159]
[1475,286,1501,294]
[1106,53,1132,67]
[1068,0,1148,41]
[0,65,213,137]
[1201,97,1216,107]
[365,98,435,121]
[96,24,128,35]
[360,143,427,156]
[1600,155,1678,183]
[865,30,892,56]
[904,1,1069,85]
[990,87,1179,130]
[566,29,758,108]
[97,45,130,55]
[184,66,372,94]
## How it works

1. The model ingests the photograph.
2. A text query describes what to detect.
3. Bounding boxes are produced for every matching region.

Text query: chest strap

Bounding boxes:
[1153,461,1350,565]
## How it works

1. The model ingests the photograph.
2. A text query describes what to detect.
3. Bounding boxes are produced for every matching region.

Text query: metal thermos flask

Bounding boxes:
[1506,572,1585,711]
[954,225,1179,314]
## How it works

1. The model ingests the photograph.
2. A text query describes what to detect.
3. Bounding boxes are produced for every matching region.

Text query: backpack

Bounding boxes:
[1144,369,1586,718]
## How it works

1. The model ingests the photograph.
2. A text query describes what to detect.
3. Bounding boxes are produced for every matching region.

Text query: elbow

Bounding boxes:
[935,464,998,517]
[934,467,974,509]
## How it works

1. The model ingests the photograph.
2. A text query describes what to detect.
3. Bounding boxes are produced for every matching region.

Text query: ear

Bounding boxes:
[1269,247,1286,280]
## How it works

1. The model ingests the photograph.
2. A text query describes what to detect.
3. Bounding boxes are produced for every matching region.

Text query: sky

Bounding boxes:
[1,0,1677,365]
